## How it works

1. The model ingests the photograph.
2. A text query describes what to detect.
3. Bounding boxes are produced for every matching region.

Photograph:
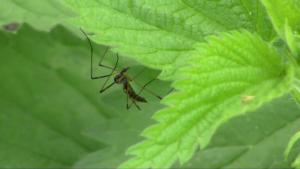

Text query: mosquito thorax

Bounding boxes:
[114,67,130,84]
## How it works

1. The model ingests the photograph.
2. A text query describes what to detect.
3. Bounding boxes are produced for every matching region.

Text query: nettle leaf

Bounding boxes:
[261,3,300,163]
[172,94,300,168]
[60,0,275,80]
[285,132,300,167]
[0,0,77,31]
[119,30,294,168]
[73,112,158,168]
[0,24,109,168]
[260,0,300,56]
[0,23,170,168]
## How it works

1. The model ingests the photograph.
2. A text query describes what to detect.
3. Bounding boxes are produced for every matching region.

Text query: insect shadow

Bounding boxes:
[80,28,164,110]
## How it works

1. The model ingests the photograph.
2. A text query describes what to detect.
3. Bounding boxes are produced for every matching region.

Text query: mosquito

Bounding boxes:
[80,28,163,110]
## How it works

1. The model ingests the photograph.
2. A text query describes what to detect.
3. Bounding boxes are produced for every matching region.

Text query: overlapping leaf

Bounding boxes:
[120,30,294,168]
[60,0,275,79]
[260,0,300,56]
[285,132,300,168]
[172,94,300,168]
[0,23,171,168]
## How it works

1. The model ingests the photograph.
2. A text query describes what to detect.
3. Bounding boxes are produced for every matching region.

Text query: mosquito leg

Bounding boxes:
[132,67,148,80]
[97,46,121,71]
[98,47,117,70]
[100,81,116,93]
[133,80,162,100]
[99,46,109,65]
[125,83,141,110]
[126,86,129,109]
[137,78,156,97]
[127,78,158,109]
[80,28,117,80]
[132,99,141,110]
[127,98,141,110]
[136,78,159,101]
[128,97,141,110]
[98,64,119,71]
[166,88,174,95]
[99,53,119,92]
[130,66,163,99]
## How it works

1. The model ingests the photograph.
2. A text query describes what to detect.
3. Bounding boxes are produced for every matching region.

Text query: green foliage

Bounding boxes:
[174,94,300,168]
[0,22,167,168]
[1,0,300,168]
[0,25,105,168]
[0,0,77,31]
[285,132,300,168]
[260,0,300,56]
[60,0,276,80]
[120,30,294,168]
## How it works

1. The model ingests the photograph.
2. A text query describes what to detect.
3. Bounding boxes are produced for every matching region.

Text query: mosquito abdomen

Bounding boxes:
[127,84,147,103]
[135,95,147,103]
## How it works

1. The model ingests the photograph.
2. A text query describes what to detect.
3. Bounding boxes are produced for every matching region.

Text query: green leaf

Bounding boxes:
[120,30,294,168]
[0,0,77,32]
[260,0,300,56]
[285,132,300,168]
[73,146,130,168]
[0,24,108,168]
[292,68,300,107]
[292,157,300,168]
[0,23,171,168]
[3,1,299,168]
[171,94,300,168]
[73,112,158,168]
[285,20,300,56]
[60,0,276,79]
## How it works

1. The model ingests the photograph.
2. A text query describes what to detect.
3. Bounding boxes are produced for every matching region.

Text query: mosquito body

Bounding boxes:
[80,28,161,110]
[114,67,148,109]
[115,68,147,101]
[126,83,147,103]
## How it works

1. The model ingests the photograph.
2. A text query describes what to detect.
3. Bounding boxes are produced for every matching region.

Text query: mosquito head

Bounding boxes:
[121,67,130,74]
